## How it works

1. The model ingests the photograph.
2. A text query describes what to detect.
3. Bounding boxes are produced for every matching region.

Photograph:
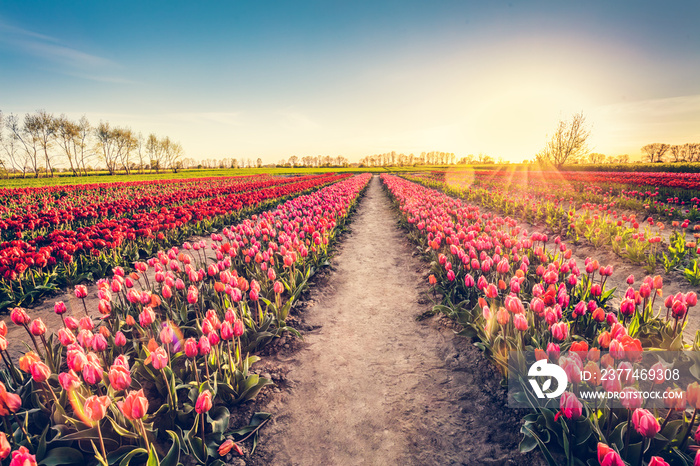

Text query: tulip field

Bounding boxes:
[2,166,700,466]
[381,171,700,466]
[0,173,370,465]
[403,169,700,284]
[0,173,351,313]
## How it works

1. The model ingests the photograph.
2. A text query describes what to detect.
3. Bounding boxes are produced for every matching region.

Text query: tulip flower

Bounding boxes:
[82,359,103,385]
[631,408,660,438]
[597,443,624,466]
[9,446,37,466]
[0,381,21,415]
[109,364,131,391]
[555,392,582,421]
[147,346,168,370]
[119,389,149,420]
[58,371,82,392]
[30,361,51,383]
[54,301,67,315]
[114,331,127,347]
[513,313,528,332]
[195,390,213,414]
[84,395,111,422]
[0,434,9,461]
[551,322,568,341]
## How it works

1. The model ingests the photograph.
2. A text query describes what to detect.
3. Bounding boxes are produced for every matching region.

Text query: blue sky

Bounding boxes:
[1,0,699,163]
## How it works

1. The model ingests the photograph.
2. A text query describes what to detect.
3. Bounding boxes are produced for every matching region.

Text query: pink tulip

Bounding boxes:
[631,408,660,438]
[74,285,88,299]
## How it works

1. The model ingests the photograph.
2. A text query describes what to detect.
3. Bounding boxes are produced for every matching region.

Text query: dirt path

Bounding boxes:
[249,176,537,466]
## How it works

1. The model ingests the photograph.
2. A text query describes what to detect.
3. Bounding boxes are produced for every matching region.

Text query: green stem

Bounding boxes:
[96,421,108,465]
[681,408,698,451]
[161,369,175,409]
[201,412,207,460]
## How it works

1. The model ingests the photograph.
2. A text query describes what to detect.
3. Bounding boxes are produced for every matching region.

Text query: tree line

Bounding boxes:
[359,151,455,167]
[641,143,700,163]
[0,110,185,178]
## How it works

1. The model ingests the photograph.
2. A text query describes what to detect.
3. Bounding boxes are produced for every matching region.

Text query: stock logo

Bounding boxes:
[528,359,568,399]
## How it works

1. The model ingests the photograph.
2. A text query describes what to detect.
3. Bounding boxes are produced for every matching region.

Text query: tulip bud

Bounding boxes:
[30,319,47,336]
[92,334,108,352]
[513,313,528,332]
[195,390,213,414]
[631,408,660,438]
[118,389,149,420]
[109,364,132,391]
[74,285,88,299]
[160,325,174,345]
[10,307,30,326]
[8,446,36,466]
[54,301,67,315]
[30,361,51,383]
[233,319,244,337]
[185,338,198,358]
[59,371,82,392]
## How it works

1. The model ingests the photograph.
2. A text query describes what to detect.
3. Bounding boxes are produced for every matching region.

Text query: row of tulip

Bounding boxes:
[0,175,284,241]
[382,173,700,466]
[0,173,350,312]
[0,173,372,465]
[402,172,700,286]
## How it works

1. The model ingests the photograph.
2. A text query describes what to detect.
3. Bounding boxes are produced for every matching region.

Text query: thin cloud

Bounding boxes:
[277,109,320,131]
[0,16,127,83]
[169,112,244,127]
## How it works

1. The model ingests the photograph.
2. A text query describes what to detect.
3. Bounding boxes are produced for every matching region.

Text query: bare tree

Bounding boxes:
[146,133,165,173]
[669,145,685,162]
[161,138,184,172]
[539,112,591,167]
[588,153,605,164]
[134,133,146,173]
[55,115,81,176]
[641,143,670,163]
[16,114,43,177]
[20,110,57,176]
[75,116,93,175]
[688,143,700,162]
[96,122,120,174]
[112,127,137,174]
[2,113,31,177]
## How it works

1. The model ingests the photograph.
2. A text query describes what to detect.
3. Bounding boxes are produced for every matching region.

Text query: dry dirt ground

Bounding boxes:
[244,176,540,466]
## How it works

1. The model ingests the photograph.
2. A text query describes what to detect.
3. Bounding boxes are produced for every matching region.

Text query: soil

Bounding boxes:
[236,176,541,466]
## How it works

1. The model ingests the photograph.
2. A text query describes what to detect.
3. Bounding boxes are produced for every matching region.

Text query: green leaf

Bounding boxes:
[146,444,159,466]
[521,425,558,466]
[207,406,230,435]
[161,430,181,466]
[519,431,539,453]
[38,447,84,466]
[118,448,148,466]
